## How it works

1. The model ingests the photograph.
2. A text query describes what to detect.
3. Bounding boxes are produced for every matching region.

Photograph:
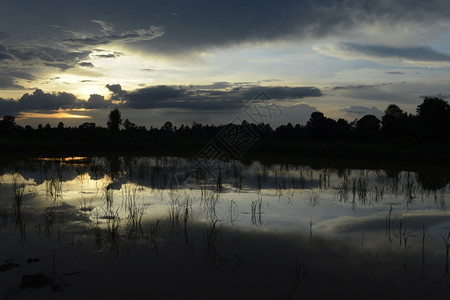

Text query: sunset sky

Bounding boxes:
[1,0,450,128]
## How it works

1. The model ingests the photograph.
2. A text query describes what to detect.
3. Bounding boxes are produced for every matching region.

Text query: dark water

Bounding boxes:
[0,156,449,299]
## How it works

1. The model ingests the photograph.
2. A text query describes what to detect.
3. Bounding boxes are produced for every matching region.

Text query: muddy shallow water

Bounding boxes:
[0,156,449,299]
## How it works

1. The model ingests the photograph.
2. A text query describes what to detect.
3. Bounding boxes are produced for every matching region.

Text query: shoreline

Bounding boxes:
[1,137,450,165]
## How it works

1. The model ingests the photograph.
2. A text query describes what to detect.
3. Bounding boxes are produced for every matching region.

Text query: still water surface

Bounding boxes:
[0,156,449,299]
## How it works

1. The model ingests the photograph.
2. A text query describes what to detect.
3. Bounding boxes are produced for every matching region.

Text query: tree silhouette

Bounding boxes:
[123,118,137,130]
[275,123,297,139]
[0,116,16,135]
[416,97,450,138]
[306,111,336,138]
[79,122,96,131]
[383,104,406,120]
[107,108,122,132]
[162,121,173,131]
[2,116,16,129]
[334,118,351,138]
[2,94,450,162]
[355,115,380,138]
[381,104,408,138]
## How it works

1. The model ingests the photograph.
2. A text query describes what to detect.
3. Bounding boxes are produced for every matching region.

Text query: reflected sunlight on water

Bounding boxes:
[0,156,449,299]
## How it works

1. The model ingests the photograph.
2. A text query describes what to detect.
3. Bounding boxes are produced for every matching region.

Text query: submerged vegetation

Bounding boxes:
[0,156,449,298]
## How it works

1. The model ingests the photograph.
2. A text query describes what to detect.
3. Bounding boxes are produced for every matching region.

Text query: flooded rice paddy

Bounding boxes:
[0,156,449,299]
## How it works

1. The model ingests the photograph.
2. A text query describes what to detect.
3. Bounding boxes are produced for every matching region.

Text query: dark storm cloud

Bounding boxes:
[123,84,323,110]
[0,41,93,87]
[8,46,90,65]
[0,89,114,115]
[1,44,91,72]
[337,43,450,62]
[241,87,322,100]
[0,44,14,60]
[0,83,319,115]
[0,70,34,83]
[94,54,116,58]
[123,85,187,109]
[79,62,95,68]
[62,26,164,46]
[109,0,450,55]
[0,0,449,92]
[44,62,75,71]
[190,82,233,90]
[105,84,124,94]
[0,53,13,60]
[91,52,121,58]
[0,97,18,116]
[0,77,24,90]
[106,84,126,100]
[17,89,81,110]
[85,94,111,109]
[333,83,393,91]
[333,85,368,91]
[4,0,449,55]
[91,20,114,35]
[0,70,35,89]
[0,89,79,116]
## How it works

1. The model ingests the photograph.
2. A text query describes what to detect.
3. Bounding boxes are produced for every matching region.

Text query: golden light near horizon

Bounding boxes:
[17,111,91,121]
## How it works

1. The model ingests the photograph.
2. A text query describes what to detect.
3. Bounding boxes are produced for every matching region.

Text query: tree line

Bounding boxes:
[0,97,449,143]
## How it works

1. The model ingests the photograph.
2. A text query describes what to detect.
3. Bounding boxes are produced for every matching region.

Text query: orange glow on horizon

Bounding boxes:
[17,112,91,120]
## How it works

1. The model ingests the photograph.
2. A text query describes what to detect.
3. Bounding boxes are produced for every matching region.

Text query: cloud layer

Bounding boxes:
[0,83,322,119]
[316,43,450,66]
[114,0,450,54]
[0,89,82,115]
[1,0,450,125]
[122,85,322,110]
[62,26,164,47]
